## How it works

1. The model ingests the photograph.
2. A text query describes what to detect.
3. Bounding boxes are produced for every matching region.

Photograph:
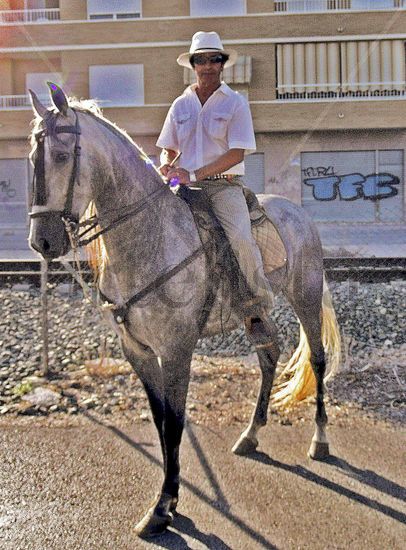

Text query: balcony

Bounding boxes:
[274,0,405,12]
[0,8,60,24]
[276,81,406,100]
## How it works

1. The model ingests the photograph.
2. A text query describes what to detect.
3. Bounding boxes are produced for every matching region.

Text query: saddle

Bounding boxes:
[178,185,287,276]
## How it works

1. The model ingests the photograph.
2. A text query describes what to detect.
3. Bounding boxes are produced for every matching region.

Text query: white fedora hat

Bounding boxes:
[177,31,238,69]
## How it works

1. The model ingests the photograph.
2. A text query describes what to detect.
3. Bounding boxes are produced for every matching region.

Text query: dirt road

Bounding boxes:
[0,412,404,550]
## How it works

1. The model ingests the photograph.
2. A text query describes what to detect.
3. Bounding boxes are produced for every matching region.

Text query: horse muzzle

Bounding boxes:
[29,210,72,259]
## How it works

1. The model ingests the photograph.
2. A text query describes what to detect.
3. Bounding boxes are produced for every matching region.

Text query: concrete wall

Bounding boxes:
[0,58,12,95]
[59,0,86,21]
[4,12,406,49]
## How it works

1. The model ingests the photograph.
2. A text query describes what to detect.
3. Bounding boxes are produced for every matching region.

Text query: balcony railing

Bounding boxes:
[0,94,151,110]
[276,81,406,100]
[274,0,404,12]
[0,9,60,24]
[0,94,53,110]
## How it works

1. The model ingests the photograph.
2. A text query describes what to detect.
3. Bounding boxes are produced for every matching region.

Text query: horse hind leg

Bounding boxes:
[294,308,330,460]
[232,315,280,455]
[308,350,329,460]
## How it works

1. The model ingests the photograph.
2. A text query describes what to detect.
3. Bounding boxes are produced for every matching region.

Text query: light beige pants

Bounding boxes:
[196,178,273,309]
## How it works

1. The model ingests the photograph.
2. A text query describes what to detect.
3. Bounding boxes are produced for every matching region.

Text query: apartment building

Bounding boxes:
[0,0,405,259]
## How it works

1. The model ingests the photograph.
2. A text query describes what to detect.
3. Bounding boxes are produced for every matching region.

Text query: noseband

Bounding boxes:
[29,109,81,227]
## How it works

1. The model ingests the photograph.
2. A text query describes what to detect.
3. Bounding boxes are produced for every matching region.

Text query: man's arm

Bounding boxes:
[194,149,244,180]
[166,148,244,185]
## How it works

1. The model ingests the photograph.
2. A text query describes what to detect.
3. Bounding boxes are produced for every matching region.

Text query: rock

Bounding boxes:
[22,376,45,388]
[23,387,61,408]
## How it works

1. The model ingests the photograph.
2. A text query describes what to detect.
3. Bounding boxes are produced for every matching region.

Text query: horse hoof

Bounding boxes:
[232,435,258,456]
[308,440,330,460]
[134,507,173,538]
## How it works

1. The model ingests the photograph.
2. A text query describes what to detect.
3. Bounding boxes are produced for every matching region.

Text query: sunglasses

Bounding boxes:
[192,54,225,65]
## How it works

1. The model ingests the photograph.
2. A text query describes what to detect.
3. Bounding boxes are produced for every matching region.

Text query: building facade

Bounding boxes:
[0,0,405,258]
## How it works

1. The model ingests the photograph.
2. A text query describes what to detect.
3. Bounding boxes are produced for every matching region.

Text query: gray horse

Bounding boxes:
[28,84,340,538]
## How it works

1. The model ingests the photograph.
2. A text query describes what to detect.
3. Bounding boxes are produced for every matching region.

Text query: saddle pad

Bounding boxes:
[252,218,287,273]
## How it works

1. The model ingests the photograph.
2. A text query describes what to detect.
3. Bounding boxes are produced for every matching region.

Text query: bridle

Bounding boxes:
[29,108,167,247]
[30,109,82,230]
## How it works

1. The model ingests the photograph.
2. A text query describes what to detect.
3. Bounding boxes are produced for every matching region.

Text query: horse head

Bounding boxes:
[28,83,93,259]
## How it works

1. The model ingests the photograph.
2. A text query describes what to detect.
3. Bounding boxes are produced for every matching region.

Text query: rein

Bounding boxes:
[75,185,167,248]
[30,108,206,327]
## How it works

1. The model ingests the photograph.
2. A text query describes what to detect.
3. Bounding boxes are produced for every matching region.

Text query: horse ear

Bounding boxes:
[29,89,48,118]
[47,82,69,115]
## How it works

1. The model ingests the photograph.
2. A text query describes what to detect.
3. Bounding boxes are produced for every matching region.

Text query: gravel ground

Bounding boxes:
[0,278,405,426]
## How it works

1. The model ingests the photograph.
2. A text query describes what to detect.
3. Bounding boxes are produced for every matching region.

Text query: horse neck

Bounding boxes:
[85,115,159,207]
[85,115,199,292]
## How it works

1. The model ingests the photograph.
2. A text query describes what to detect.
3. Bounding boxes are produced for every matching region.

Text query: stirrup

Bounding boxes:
[242,296,273,319]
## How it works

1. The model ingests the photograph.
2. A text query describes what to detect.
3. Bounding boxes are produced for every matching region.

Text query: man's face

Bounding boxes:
[193,53,224,82]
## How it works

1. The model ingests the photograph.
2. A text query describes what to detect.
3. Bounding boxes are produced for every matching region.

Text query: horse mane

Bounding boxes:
[30,97,163,178]
[30,96,165,280]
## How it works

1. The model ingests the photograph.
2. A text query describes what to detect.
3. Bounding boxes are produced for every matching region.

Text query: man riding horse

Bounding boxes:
[157,31,274,319]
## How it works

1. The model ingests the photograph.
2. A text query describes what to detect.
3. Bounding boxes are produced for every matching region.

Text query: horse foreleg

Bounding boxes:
[233,316,280,455]
[134,352,192,538]
[121,345,173,537]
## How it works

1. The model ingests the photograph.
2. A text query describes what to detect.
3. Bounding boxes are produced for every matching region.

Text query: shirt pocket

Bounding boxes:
[209,112,232,140]
[175,113,192,142]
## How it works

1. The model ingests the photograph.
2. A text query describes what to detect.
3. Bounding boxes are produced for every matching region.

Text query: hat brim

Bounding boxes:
[177,49,238,69]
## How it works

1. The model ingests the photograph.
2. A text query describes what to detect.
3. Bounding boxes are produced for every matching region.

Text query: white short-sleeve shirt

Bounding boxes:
[156,82,256,175]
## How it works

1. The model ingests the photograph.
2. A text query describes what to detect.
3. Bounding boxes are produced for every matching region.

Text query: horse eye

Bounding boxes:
[54,152,69,163]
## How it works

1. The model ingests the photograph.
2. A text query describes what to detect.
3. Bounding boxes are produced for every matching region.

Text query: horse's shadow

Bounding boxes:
[248,450,406,524]
[147,514,233,550]
[83,412,278,549]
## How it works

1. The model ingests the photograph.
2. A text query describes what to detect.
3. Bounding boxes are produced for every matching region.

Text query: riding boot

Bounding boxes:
[242,293,274,319]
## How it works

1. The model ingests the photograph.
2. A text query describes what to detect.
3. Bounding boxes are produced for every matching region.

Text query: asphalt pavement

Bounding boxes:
[0,413,405,549]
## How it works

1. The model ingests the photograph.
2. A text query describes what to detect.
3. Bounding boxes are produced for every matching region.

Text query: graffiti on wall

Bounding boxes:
[303,166,400,201]
[0,179,16,199]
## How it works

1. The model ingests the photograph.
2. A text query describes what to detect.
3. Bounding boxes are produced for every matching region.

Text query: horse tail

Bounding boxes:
[272,275,341,408]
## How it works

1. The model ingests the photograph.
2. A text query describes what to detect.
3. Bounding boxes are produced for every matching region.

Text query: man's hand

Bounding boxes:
[158,163,172,177]
[159,148,179,178]
[166,167,191,186]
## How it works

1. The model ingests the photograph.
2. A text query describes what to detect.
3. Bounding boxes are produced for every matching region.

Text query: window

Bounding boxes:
[190,0,246,17]
[276,40,406,99]
[274,1,399,12]
[26,72,63,104]
[89,64,144,106]
[87,0,141,20]
[0,159,30,251]
[25,0,59,7]
[301,150,404,222]
[275,0,328,11]
[351,0,395,8]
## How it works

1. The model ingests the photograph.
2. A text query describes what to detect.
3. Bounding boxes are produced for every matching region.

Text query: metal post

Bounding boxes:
[40,258,49,376]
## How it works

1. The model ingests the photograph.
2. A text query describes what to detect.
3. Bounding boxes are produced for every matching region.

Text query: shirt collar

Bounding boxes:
[186,81,231,97]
